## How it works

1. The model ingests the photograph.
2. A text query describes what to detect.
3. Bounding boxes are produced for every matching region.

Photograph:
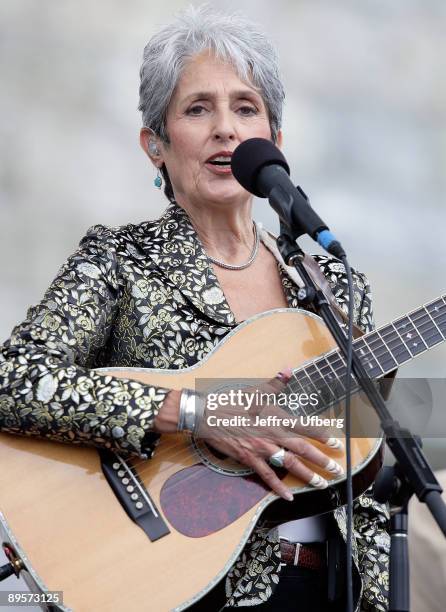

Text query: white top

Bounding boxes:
[278,514,328,543]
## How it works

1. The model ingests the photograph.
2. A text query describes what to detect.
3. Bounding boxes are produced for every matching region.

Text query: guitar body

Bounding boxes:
[0,309,383,611]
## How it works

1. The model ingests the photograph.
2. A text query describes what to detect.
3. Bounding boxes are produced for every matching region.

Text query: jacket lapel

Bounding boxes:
[135,204,317,324]
[136,202,236,326]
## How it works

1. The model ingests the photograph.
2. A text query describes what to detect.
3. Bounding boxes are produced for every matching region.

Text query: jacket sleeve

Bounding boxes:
[0,225,169,458]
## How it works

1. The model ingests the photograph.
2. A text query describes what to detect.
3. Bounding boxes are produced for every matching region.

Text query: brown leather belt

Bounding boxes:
[279,539,325,571]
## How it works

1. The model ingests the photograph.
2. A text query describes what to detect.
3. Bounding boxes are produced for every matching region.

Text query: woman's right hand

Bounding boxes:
[195,370,344,501]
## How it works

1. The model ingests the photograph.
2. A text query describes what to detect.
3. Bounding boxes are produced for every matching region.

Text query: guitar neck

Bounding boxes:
[288,294,446,406]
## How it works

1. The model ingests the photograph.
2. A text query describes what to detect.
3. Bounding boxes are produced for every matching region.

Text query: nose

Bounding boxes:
[211,108,236,142]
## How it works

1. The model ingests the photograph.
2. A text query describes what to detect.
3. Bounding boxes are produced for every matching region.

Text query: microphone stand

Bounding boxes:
[374,463,412,611]
[276,224,446,611]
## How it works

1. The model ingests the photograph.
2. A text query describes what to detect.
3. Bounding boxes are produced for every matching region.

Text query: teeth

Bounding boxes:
[209,156,231,162]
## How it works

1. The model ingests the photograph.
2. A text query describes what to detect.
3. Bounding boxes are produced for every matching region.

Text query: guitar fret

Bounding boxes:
[289,373,307,396]
[379,324,412,364]
[323,352,364,412]
[300,370,320,409]
[326,352,348,384]
[362,332,396,373]
[393,315,427,357]
[302,364,323,389]
[425,307,445,342]
[287,295,446,418]
[304,364,327,391]
[353,338,383,377]
[294,370,315,398]
[291,371,315,414]
[287,377,308,415]
[313,354,359,412]
[314,359,339,404]
[376,329,400,368]
[303,363,336,408]
[327,352,362,395]
[425,298,446,337]
[409,308,443,348]
[313,356,345,399]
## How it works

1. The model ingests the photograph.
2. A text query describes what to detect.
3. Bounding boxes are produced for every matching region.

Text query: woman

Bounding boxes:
[0,6,389,611]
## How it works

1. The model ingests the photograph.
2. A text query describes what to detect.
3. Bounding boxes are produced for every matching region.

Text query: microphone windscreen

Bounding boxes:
[231,138,290,197]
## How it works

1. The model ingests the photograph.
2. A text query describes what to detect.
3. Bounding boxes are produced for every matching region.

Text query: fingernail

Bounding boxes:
[309,474,329,489]
[326,437,344,450]
[277,367,293,382]
[282,490,294,501]
[326,459,344,475]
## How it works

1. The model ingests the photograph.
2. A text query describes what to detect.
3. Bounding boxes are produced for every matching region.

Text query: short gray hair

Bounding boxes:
[138,5,285,200]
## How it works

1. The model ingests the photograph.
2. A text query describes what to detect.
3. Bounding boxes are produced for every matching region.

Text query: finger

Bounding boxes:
[325,437,344,450]
[281,451,329,489]
[244,370,291,418]
[293,429,345,451]
[241,451,294,501]
[277,367,293,382]
[247,433,343,479]
[256,367,294,397]
[261,373,345,450]
[279,417,344,450]
[268,367,293,389]
[254,441,333,492]
[283,437,344,475]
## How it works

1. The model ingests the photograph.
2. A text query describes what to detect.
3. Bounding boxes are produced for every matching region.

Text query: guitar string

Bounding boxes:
[132,346,354,476]
[131,443,193,474]
[415,305,446,344]
[378,327,412,364]
[130,386,337,483]
[121,296,446,482]
[323,297,446,378]
[131,366,337,476]
[311,360,339,404]
[369,311,439,362]
[275,296,446,418]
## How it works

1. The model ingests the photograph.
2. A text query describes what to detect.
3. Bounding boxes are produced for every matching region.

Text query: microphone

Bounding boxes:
[231,138,346,259]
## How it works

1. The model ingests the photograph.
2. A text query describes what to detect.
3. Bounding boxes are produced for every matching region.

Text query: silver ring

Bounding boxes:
[269,448,286,468]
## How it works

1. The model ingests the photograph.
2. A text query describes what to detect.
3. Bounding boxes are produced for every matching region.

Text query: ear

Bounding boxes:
[140,128,163,167]
[276,129,283,149]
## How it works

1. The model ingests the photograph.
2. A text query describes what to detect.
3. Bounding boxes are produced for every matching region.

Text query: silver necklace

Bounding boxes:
[207,222,259,270]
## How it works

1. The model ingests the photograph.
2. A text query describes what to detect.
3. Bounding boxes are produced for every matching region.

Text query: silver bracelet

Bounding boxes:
[177,389,205,434]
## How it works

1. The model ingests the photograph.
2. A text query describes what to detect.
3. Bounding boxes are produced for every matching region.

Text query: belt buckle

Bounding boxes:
[293,542,301,566]
[278,535,289,568]
[279,536,301,567]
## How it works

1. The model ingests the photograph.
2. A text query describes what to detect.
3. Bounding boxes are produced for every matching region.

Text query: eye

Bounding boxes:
[238,106,258,116]
[187,105,207,116]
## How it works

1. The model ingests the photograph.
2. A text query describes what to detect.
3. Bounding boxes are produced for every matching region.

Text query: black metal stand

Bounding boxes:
[276,227,446,540]
[0,562,15,581]
[375,464,412,612]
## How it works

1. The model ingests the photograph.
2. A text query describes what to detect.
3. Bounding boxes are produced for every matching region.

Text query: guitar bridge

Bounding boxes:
[99,449,170,541]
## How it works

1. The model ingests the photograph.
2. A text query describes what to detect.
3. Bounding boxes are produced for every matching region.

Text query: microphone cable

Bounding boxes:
[342,255,355,612]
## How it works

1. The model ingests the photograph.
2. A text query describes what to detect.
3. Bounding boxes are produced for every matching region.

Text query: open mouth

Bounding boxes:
[207,156,232,168]
[205,153,233,174]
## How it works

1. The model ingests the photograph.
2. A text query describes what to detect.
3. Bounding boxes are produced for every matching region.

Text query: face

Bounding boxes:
[141,52,282,210]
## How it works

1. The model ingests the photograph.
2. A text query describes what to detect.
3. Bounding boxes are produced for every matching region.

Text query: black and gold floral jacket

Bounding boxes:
[0,202,389,611]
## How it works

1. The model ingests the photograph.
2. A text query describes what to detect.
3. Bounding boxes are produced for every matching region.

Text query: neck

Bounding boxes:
[177,198,255,262]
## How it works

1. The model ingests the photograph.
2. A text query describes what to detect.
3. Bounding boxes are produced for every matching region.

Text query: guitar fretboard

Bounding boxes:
[287,295,446,415]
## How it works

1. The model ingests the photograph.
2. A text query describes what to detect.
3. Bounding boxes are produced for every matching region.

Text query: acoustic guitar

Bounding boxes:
[0,296,445,611]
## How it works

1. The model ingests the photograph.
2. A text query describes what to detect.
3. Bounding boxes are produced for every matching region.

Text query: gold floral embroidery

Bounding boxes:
[0,202,387,610]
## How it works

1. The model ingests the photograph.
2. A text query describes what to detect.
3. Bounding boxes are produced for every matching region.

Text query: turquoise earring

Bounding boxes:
[154,168,162,189]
